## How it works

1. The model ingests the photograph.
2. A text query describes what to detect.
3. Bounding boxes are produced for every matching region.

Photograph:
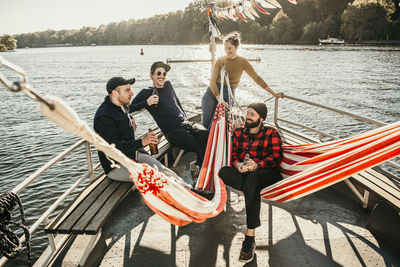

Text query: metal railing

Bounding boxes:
[273,94,399,172]
[0,139,101,266]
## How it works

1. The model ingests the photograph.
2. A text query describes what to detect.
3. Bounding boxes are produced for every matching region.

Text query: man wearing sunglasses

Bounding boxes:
[131,61,209,172]
[94,76,180,182]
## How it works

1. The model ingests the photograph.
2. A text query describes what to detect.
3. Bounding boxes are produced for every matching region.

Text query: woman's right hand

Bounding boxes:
[141,132,158,146]
[147,95,159,106]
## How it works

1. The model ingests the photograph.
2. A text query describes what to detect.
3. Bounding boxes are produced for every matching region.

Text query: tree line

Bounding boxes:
[10,0,400,48]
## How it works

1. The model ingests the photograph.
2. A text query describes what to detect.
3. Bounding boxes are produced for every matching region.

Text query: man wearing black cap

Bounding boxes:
[130,61,209,172]
[94,76,178,181]
[218,102,283,263]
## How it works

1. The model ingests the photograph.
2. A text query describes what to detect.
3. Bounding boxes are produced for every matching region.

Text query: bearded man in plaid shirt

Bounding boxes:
[218,102,283,263]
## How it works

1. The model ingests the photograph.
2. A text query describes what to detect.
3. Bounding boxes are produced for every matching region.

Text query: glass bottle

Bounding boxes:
[148,128,159,155]
[152,87,158,108]
[243,153,251,164]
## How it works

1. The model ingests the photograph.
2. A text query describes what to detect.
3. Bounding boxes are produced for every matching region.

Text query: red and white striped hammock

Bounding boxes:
[262,120,400,202]
[194,70,400,207]
[39,77,400,227]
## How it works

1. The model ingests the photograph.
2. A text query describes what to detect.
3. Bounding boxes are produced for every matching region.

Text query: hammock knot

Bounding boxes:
[132,163,167,196]
[0,192,31,266]
[213,103,226,121]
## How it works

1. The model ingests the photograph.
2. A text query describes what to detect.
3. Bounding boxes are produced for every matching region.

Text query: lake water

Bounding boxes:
[0,44,399,263]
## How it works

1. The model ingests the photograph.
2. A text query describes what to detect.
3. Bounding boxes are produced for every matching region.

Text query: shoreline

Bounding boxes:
[6,40,400,50]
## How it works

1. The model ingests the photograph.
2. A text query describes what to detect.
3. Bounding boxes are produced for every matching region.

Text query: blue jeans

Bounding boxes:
[201,84,235,129]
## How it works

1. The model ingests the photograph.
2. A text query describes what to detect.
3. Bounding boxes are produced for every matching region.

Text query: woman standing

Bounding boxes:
[201,31,283,129]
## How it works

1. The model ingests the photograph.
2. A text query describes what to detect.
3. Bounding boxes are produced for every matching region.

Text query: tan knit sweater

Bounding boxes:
[210,55,268,97]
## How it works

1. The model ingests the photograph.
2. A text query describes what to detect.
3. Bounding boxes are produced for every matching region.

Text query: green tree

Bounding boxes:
[0,34,17,50]
[301,21,324,42]
[341,1,389,40]
[0,44,7,52]
[270,12,300,43]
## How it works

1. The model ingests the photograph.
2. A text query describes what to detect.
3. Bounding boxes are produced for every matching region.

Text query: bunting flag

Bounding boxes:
[212,0,297,22]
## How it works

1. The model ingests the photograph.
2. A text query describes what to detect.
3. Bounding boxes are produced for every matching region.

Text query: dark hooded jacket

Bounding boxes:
[94,96,143,174]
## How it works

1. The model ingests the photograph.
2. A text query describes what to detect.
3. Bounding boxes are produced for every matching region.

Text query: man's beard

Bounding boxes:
[244,118,261,129]
[119,96,131,106]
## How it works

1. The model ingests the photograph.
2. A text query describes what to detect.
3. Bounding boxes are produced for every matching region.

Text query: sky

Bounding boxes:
[0,0,194,35]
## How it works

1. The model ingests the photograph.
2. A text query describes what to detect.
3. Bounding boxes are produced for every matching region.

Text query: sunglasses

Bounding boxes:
[155,71,167,76]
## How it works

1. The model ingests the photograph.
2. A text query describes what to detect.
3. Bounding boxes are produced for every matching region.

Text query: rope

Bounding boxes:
[0,192,31,266]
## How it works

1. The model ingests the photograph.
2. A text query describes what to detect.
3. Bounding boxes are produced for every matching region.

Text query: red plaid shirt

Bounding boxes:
[231,125,283,169]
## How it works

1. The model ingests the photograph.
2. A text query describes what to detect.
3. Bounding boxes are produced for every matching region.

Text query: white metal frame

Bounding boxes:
[0,140,101,267]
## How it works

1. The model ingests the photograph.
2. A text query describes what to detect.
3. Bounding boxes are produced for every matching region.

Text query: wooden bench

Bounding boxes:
[44,128,173,265]
[44,174,133,265]
[278,124,400,211]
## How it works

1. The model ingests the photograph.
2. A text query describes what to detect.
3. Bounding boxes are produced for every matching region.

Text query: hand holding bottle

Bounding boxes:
[147,95,159,106]
[238,153,257,173]
[142,131,158,146]
[239,162,258,173]
[148,128,159,155]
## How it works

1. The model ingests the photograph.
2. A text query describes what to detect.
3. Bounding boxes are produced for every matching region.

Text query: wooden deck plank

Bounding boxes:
[352,171,400,202]
[45,175,110,233]
[83,183,134,234]
[367,168,400,190]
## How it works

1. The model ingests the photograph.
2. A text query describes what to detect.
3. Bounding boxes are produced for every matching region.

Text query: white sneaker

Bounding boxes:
[190,161,200,181]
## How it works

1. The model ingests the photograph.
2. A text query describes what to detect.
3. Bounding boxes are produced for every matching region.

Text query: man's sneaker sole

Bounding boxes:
[238,241,255,263]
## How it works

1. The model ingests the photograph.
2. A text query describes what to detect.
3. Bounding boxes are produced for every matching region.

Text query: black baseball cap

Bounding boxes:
[106,77,135,94]
[150,61,171,73]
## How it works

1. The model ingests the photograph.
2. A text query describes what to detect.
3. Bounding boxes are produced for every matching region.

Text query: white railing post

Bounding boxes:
[45,217,57,252]
[274,96,279,125]
[85,141,95,181]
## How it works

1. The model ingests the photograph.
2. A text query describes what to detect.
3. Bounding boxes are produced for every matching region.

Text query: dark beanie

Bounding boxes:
[248,102,268,120]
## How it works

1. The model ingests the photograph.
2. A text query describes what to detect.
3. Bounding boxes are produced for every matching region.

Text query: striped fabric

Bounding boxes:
[261,121,400,202]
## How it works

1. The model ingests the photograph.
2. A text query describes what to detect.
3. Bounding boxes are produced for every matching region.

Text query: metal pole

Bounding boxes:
[274,97,279,125]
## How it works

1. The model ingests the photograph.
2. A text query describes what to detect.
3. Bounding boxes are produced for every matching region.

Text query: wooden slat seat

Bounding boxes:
[351,167,400,210]
[45,175,133,235]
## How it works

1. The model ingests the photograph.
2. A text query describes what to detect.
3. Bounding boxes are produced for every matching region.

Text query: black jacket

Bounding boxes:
[94,96,143,174]
[130,81,188,135]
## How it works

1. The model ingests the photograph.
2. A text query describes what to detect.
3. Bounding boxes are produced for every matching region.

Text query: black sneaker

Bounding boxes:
[239,239,256,263]
[191,188,215,200]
